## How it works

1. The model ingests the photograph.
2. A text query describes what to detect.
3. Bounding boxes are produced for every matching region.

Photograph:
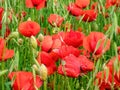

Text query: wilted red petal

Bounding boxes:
[18,21,40,37]
[48,14,64,27]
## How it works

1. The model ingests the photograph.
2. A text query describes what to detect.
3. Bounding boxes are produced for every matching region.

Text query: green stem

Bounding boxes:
[44,80,47,90]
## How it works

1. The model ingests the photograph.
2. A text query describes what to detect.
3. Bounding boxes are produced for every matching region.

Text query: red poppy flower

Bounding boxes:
[52,31,66,42]
[0,7,4,22]
[48,14,64,27]
[57,45,80,58]
[105,0,116,9]
[63,30,84,48]
[41,33,65,52]
[41,35,53,52]
[4,26,11,38]
[18,21,40,37]
[117,46,120,54]
[75,0,90,8]
[52,38,62,49]
[49,51,59,62]
[25,0,46,10]
[83,32,110,56]
[95,70,120,90]
[0,38,14,61]
[103,24,112,31]
[106,56,120,75]
[0,7,4,30]
[58,54,81,78]
[91,2,98,10]
[67,3,84,16]
[78,55,94,73]
[82,9,97,22]
[95,56,120,90]
[8,71,43,90]
[37,51,57,75]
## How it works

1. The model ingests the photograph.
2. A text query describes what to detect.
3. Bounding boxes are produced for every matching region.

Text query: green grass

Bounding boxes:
[0,0,120,90]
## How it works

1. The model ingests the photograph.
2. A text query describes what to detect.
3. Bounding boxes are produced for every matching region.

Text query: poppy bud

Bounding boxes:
[33,64,39,73]
[18,38,23,45]
[38,33,44,42]
[30,36,37,49]
[92,23,98,31]
[39,64,47,80]
[27,17,31,21]
[7,31,19,40]
[33,49,38,58]
[61,60,66,66]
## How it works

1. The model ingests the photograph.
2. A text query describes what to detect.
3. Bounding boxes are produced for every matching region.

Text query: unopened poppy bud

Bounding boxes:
[92,23,98,31]
[18,38,23,45]
[27,17,31,21]
[33,49,38,58]
[33,64,39,73]
[61,60,66,66]
[39,64,47,80]
[8,31,19,39]
[30,36,37,49]
[38,33,44,42]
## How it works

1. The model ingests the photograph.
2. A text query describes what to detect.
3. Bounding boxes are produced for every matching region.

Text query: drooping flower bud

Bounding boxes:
[38,33,44,42]
[30,36,37,49]
[39,64,47,80]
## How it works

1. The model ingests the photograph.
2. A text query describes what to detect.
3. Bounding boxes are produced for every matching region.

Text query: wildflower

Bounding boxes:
[37,51,57,75]
[83,32,110,56]
[41,35,53,52]
[81,9,97,22]
[91,2,98,10]
[0,38,14,61]
[75,0,90,8]
[95,56,120,90]
[57,45,80,58]
[58,54,81,78]
[48,14,64,27]
[0,7,4,30]
[25,0,46,10]
[67,3,84,16]
[18,21,40,37]
[30,36,37,49]
[63,30,84,48]
[8,71,43,90]
[78,55,94,73]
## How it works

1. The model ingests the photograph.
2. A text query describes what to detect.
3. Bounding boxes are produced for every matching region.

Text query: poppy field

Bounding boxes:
[1,0,120,90]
